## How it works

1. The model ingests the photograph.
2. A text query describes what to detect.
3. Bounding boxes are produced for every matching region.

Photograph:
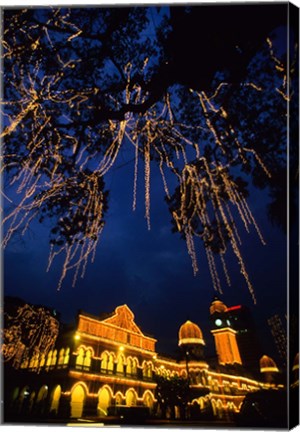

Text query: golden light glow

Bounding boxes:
[77,305,156,353]
[69,370,156,389]
[211,328,242,365]
[1,303,59,369]
[178,320,205,346]
[259,355,279,373]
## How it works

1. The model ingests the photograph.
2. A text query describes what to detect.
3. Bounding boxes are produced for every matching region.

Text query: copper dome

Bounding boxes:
[178,320,205,346]
[259,355,279,373]
[209,297,227,315]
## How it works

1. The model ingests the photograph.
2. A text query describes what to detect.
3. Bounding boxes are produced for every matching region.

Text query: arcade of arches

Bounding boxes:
[4,303,287,421]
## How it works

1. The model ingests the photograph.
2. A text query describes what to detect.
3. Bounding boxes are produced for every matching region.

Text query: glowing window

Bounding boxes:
[64,348,70,365]
[51,349,57,366]
[84,349,92,369]
[58,349,65,365]
[76,347,85,367]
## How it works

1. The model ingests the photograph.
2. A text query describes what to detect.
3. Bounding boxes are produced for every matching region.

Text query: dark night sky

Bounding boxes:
[2,0,291,365]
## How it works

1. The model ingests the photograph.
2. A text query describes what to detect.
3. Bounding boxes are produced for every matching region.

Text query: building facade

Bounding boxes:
[3,298,285,422]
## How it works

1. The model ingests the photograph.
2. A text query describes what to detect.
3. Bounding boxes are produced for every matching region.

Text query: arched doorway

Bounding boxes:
[18,386,33,415]
[97,387,111,417]
[70,385,85,418]
[216,399,223,419]
[10,387,19,410]
[49,385,61,416]
[35,385,48,415]
[126,389,137,407]
[115,392,123,406]
[143,391,154,414]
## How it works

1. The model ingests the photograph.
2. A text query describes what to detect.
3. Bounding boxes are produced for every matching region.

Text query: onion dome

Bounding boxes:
[292,353,299,372]
[209,297,227,315]
[178,320,205,346]
[259,355,279,373]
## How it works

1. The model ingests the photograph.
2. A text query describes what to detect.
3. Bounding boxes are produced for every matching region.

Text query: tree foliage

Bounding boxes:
[1,5,298,294]
[1,296,59,368]
[155,375,190,419]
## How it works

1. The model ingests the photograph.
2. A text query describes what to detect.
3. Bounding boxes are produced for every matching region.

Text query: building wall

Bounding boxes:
[4,304,284,422]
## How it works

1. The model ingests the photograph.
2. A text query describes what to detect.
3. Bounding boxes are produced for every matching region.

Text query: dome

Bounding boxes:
[178,320,205,346]
[209,297,227,315]
[292,353,299,372]
[259,355,279,373]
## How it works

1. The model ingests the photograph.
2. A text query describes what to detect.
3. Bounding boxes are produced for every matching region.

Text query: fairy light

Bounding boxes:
[220,253,231,287]
[205,246,222,294]
[1,303,59,369]
[132,138,139,211]
[144,138,151,231]
[2,8,282,300]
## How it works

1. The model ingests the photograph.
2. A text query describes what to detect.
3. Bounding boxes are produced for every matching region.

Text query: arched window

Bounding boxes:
[101,352,109,371]
[39,353,46,369]
[83,349,92,370]
[107,354,114,373]
[143,361,152,379]
[194,371,201,384]
[51,349,58,367]
[116,355,124,375]
[64,348,70,365]
[101,352,114,374]
[132,358,138,375]
[211,380,219,392]
[46,350,53,368]
[201,370,208,386]
[29,354,35,369]
[58,349,65,366]
[33,352,40,370]
[127,357,133,375]
[76,347,85,368]
[223,381,231,394]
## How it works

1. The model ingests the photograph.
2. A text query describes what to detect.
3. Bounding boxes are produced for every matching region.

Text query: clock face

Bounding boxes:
[215,318,222,327]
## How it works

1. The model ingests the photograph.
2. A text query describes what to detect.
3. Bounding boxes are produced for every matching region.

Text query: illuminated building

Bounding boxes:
[3,299,285,422]
[226,304,262,371]
[259,355,279,384]
[260,355,279,373]
[210,297,242,365]
[268,314,287,366]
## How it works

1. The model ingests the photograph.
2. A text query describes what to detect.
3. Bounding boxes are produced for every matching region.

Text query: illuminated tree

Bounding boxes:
[1,297,59,369]
[1,5,297,295]
[155,375,190,419]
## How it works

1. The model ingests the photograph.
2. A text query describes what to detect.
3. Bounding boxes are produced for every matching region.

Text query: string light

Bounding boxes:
[2,7,287,300]
[1,303,59,369]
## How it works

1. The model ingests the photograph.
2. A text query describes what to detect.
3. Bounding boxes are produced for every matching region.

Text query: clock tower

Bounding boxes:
[210,297,242,365]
